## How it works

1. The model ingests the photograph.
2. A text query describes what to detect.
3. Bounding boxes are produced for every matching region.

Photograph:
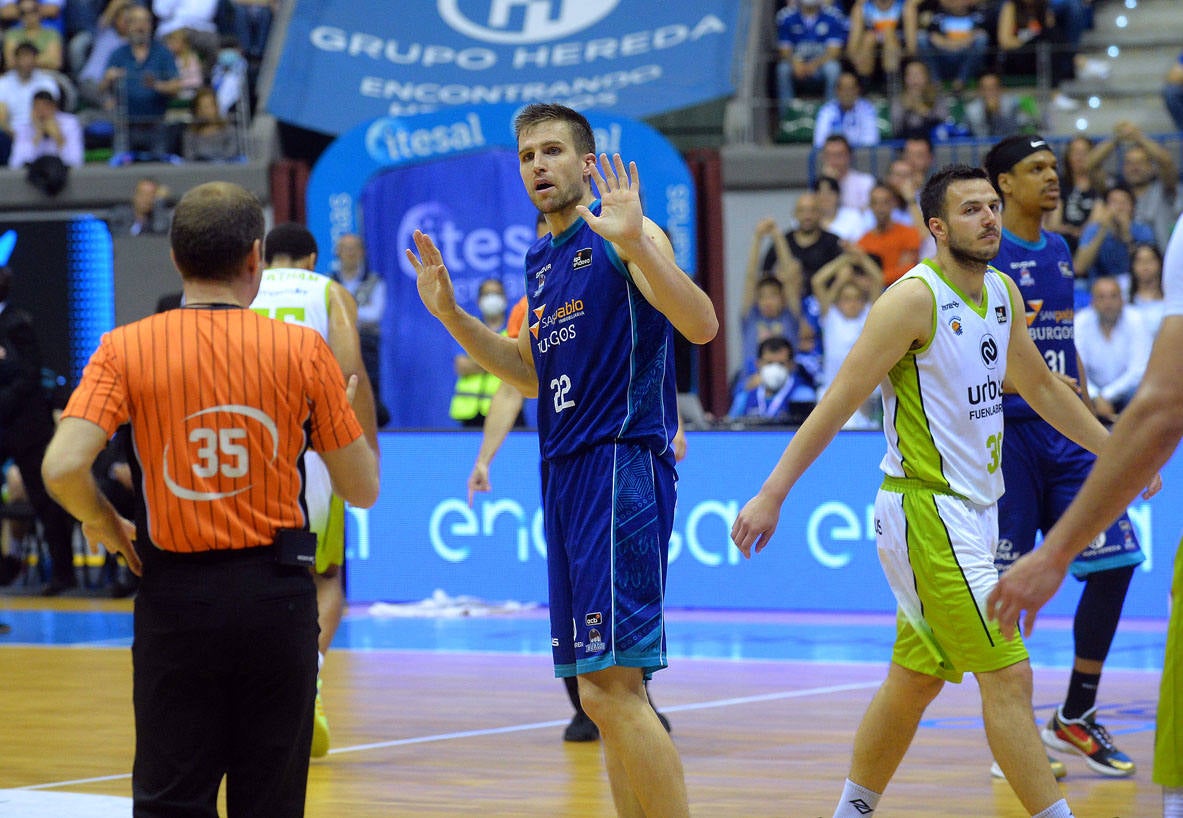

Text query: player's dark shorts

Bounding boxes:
[541,441,676,679]
[997,419,1145,578]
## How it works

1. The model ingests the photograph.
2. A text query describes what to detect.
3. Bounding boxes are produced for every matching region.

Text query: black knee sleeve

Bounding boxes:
[1073,565,1136,663]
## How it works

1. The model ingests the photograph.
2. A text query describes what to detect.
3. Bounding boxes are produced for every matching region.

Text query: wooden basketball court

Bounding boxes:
[0,597,1162,817]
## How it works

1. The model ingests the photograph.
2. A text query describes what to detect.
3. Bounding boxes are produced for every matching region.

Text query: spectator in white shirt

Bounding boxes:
[815,174,873,243]
[0,41,58,136]
[1075,275,1152,422]
[9,88,81,168]
[813,71,881,149]
[811,247,882,428]
[817,134,875,212]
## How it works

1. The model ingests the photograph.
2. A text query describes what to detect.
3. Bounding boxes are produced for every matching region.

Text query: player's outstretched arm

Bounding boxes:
[577,153,718,345]
[407,230,538,396]
[730,277,932,558]
[467,381,525,507]
[988,312,1183,638]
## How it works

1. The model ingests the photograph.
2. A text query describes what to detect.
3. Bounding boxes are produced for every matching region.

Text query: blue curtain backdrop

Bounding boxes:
[360,148,539,429]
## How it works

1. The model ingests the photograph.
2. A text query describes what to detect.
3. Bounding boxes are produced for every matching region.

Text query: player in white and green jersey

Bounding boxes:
[733,166,1116,818]
[876,257,1017,682]
[254,223,380,758]
[251,264,342,567]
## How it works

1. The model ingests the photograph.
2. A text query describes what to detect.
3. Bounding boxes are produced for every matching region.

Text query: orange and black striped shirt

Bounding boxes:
[62,307,364,553]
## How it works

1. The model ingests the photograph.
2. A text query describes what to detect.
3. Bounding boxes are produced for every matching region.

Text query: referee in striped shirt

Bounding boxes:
[42,182,379,817]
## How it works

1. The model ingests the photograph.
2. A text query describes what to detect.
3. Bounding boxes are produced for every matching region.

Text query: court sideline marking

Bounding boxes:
[17,681,881,790]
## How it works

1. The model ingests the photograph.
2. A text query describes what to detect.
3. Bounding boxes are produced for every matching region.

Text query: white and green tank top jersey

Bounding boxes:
[879,260,1014,506]
[249,266,338,549]
[249,267,332,337]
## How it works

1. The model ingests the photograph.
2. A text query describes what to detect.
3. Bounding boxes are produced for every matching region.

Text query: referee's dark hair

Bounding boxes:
[264,222,319,265]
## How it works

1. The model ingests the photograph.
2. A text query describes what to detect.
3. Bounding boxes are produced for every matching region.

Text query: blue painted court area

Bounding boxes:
[0,604,1167,673]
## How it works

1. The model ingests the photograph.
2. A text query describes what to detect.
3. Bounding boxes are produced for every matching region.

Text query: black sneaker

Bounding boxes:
[562,710,599,742]
[1041,706,1136,777]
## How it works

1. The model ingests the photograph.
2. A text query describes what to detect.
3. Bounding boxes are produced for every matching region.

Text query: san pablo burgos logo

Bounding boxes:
[438,0,619,45]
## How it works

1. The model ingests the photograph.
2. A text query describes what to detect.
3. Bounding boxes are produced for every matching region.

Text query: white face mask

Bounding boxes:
[478,293,507,319]
[759,362,790,392]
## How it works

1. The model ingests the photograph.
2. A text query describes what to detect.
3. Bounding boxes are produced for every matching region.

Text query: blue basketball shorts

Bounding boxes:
[540,442,676,679]
[997,419,1144,578]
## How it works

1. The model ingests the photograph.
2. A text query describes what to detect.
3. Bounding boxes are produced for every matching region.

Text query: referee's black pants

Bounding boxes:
[131,549,319,818]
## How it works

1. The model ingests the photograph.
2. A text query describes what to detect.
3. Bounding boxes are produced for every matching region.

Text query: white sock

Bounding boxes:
[1032,799,1074,818]
[833,779,881,817]
[318,651,325,674]
[1165,787,1183,818]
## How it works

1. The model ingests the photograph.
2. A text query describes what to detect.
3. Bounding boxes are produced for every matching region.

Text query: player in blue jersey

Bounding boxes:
[408,103,718,818]
[984,135,1144,778]
[990,209,1183,818]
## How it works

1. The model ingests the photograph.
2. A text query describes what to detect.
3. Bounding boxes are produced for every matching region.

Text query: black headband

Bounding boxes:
[985,136,1052,182]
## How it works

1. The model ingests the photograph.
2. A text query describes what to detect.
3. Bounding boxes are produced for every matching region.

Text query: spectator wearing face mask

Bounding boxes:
[450,277,511,427]
[727,335,817,425]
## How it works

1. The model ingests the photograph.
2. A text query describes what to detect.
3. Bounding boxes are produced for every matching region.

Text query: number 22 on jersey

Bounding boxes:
[551,374,575,414]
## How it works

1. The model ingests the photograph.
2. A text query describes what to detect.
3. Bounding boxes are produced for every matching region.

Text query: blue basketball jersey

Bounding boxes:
[993,228,1078,420]
[524,201,679,462]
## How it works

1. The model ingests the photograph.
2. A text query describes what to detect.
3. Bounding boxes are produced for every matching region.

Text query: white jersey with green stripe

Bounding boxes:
[250,267,335,537]
[250,267,332,337]
[879,259,1013,506]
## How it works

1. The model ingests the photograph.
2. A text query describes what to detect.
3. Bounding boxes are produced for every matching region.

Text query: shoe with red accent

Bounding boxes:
[1041,706,1135,777]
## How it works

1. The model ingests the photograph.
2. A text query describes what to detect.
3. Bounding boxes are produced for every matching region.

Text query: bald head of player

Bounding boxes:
[264,222,319,270]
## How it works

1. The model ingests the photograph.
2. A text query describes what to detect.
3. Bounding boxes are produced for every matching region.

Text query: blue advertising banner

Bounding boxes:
[306,105,697,428]
[361,148,534,428]
[267,0,744,135]
[344,431,1179,620]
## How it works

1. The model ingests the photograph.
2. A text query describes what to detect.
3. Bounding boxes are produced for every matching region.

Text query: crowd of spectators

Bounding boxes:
[733,135,1177,428]
[772,0,1135,145]
[750,0,1181,431]
[0,0,271,174]
[742,36,1181,432]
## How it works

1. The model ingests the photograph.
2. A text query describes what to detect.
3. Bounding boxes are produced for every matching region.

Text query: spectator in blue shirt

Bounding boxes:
[775,0,847,116]
[728,335,817,424]
[813,71,881,148]
[1074,184,1156,287]
[101,4,179,156]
